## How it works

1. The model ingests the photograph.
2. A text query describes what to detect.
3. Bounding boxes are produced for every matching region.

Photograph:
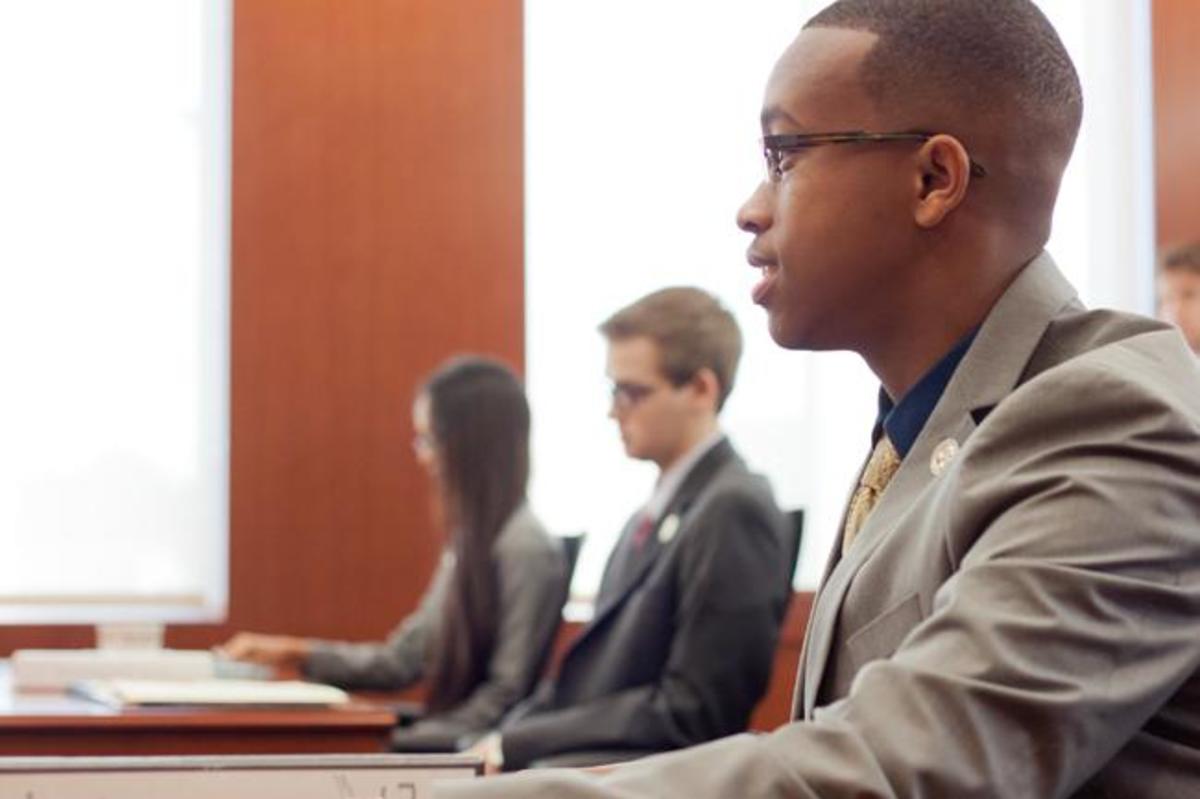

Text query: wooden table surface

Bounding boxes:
[0,663,397,756]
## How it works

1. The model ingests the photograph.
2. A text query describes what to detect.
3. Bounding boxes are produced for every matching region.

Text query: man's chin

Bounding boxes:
[768,313,837,352]
[767,314,809,350]
[621,441,650,461]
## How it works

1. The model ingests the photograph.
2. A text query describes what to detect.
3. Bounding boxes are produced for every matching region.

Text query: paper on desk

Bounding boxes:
[69,678,350,708]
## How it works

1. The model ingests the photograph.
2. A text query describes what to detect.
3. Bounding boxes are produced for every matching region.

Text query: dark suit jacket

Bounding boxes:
[497,439,791,769]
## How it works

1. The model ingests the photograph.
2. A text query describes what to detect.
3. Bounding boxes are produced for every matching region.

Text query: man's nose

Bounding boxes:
[736,181,772,235]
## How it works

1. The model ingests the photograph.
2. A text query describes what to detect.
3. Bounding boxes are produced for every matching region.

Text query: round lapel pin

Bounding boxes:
[930,438,960,477]
[657,513,681,544]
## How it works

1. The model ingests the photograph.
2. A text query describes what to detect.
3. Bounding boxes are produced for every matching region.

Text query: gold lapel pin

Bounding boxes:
[930,438,960,477]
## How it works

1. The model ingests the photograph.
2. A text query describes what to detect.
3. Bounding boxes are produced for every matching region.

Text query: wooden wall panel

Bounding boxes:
[1153,0,1200,249]
[0,0,524,655]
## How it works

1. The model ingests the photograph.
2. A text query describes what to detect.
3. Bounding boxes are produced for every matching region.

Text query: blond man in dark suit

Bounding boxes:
[469,287,791,772]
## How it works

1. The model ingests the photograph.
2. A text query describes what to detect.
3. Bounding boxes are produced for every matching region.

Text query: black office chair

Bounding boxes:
[785,508,805,591]
[532,531,586,688]
[559,532,587,586]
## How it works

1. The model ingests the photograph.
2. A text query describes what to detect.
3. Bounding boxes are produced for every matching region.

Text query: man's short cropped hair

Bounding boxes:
[805,0,1083,153]
[600,287,743,411]
[1161,242,1200,278]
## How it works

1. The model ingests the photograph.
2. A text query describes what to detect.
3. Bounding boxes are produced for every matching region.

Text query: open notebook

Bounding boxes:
[69,678,350,709]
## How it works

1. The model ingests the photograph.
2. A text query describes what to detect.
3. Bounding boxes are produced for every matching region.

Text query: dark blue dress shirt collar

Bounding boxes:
[873,330,978,459]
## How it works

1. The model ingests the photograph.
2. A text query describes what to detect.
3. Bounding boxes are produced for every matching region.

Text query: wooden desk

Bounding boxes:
[0,665,397,756]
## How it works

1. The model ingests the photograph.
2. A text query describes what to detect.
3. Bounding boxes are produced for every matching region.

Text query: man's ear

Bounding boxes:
[913,134,973,228]
[688,368,722,410]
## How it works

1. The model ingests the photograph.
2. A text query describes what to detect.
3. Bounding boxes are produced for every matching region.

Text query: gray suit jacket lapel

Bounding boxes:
[797,252,1081,718]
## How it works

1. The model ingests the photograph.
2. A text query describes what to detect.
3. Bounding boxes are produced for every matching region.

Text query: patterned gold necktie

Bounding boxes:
[841,435,902,555]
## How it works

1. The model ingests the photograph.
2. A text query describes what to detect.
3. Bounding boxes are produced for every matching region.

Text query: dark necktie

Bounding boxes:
[631,513,656,551]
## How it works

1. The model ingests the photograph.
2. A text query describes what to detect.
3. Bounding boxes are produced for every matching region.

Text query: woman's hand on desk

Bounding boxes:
[218,632,312,668]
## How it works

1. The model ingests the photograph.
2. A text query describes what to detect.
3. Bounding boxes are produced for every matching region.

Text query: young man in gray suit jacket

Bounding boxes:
[440,1,1200,796]
[469,286,792,772]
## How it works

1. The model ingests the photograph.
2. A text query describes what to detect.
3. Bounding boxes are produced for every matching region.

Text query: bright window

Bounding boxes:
[525,1,1154,596]
[0,0,230,622]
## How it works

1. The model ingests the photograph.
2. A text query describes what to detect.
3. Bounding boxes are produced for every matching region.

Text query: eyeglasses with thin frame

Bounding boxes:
[609,381,662,412]
[761,130,988,184]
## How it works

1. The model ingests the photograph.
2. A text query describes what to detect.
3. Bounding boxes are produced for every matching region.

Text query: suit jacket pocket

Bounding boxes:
[843,592,924,675]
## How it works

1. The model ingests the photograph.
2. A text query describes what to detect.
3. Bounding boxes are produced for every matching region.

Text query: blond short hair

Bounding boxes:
[599,287,742,411]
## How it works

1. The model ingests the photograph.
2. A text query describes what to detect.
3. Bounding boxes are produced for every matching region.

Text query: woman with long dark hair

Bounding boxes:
[223,356,567,745]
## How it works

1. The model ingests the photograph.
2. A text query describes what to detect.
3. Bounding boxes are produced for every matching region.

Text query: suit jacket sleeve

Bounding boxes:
[301,552,452,690]
[437,356,1200,797]
[499,487,789,769]
[500,677,555,727]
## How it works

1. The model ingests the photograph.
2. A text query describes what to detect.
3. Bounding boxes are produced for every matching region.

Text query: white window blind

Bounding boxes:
[0,0,230,622]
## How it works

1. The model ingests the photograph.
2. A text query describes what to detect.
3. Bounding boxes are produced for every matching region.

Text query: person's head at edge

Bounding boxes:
[412,355,530,713]
[599,287,742,474]
[1157,242,1200,356]
[736,0,1083,399]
